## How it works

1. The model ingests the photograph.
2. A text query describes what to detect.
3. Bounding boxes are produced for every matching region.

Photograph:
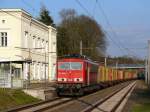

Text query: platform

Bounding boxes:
[23,82,57,100]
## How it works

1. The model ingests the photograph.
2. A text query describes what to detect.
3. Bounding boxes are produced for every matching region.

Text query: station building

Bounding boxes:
[0,9,57,88]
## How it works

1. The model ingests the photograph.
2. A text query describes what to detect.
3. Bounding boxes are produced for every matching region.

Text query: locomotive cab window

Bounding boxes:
[71,62,82,70]
[58,62,82,70]
[58,62,70,70]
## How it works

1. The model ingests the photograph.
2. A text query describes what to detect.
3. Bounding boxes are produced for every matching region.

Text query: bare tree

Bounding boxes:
[57,9,106,60]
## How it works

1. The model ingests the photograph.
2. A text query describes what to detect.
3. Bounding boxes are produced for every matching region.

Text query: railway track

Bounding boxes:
[6,97,73,112]
[6,81,136,112]
[44,81,136,112]
[82,81,136,112]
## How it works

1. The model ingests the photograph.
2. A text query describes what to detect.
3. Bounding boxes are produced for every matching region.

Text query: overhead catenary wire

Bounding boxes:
[92,0,97,19]
[22,0,38,16]
[126,47,147,50]
[75,0,93,18]
[96,0,143,59]
[75,0,144,66]
[75,0,127,56]
[0,2,144,62]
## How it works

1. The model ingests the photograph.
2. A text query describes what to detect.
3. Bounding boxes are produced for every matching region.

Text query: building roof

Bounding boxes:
[0,8,56,31]
[0,8,31,17]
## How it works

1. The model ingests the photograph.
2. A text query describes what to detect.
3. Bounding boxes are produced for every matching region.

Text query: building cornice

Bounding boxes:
[0,8,31,17]
[0,8,56,31]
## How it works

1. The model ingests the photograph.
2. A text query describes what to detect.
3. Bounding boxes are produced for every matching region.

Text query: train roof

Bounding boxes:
[59,54,89,59]
[58,54,99,65]
[58,54,91,60]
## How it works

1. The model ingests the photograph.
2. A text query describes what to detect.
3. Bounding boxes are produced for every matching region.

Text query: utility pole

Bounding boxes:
[148,40,150,84]
[80,40,82,55]
[116,60,118,80]
[116,60,118,70]
[104,57,107,67]
[79,40,93,56]
[145,56,148,84]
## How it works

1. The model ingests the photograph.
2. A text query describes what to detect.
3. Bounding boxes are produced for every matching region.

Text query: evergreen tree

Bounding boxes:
[38,5,54,26]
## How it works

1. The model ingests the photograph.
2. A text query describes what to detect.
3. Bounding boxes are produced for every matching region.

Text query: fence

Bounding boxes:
[0,64,11,88]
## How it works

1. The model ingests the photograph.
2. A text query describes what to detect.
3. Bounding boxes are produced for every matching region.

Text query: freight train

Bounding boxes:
[56,54,137,95]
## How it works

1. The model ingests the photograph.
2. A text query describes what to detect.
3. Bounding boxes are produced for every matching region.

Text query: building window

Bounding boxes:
[42,39,44,53]
[0,32,7,47]
[24,31,28,48]
[37,38,40,52]
[46,41,48,52]
[13,68,21,79]
[2,20,5,24]
[37,38,40,47]
[32,36,36,48]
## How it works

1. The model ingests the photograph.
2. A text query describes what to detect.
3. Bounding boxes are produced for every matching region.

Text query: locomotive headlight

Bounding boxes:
[74,78,83,82]
[58,78,67,81]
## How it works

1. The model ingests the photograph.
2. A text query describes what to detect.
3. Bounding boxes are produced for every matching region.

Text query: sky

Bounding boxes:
[0,0,150,59]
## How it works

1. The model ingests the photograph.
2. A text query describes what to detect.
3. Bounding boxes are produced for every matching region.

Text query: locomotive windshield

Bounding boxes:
[58,62,82,70]
[71,62,82,70]
[58,62,70,70]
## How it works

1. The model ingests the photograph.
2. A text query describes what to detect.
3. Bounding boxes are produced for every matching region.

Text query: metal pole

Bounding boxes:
[145,57,148,83]
[104,57,107,67]
[116,60,118,69]
[80,40,82,55]
[147,40,150,84]
[116,60,118,81]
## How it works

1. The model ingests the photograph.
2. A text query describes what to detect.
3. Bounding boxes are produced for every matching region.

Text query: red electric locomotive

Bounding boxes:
[56,54,99,95]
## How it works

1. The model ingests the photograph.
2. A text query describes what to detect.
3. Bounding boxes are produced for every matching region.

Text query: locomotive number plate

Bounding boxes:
[68,79,73,81]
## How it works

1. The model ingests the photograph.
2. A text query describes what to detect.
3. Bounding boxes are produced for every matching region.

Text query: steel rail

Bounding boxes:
[81,81,136,112]
[6,97,68,112]
[6,81,135,112]
[32,98,74,112]
[111,82,136,112]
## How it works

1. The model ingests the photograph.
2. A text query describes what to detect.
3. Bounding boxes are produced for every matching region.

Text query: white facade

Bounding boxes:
[0,9,57,86]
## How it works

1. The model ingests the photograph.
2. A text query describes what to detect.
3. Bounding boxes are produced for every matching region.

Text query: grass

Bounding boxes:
[132,103,150,112]
[131,81,150,112]
[0,88,40,111]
